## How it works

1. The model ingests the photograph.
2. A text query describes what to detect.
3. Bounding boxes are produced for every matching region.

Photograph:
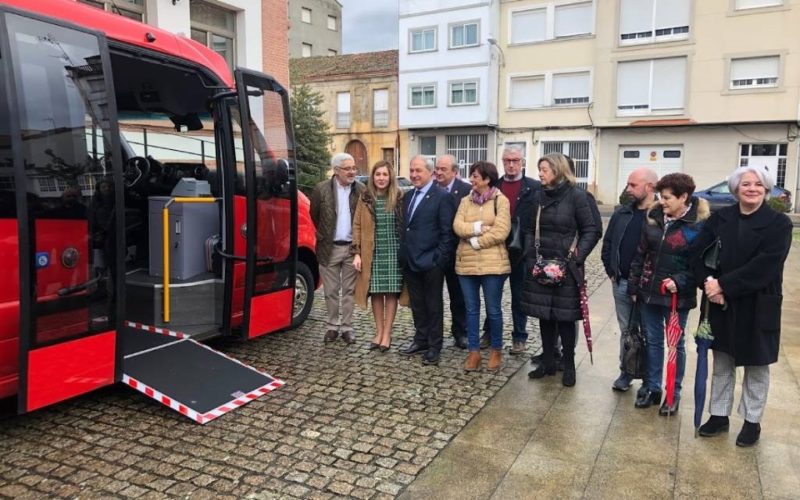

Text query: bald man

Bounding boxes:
[601,167,658,391]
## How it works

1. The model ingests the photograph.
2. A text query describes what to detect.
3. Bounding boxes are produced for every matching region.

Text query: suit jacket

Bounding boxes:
[448,178,471,203]
[399,182,456,273]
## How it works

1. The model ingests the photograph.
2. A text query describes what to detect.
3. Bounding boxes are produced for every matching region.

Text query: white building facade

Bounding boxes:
[399,0,500,175]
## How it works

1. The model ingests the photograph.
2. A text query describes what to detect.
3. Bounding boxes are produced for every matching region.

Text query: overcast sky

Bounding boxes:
[340,0,399,54]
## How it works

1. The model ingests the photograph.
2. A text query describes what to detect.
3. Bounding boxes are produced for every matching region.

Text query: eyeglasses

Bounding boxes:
[338,167,357,172]
[502,158,522,164]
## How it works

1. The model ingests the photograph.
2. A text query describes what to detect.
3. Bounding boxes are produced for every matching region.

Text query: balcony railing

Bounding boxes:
[373,110,389,127]
[336,112,350,129]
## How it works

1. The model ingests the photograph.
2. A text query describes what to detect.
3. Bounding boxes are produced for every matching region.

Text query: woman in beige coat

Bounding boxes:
[453,161,511,372]
[352,161,404,351]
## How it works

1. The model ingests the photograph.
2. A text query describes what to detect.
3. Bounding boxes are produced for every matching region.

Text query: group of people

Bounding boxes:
[311,149,791,447]
[602,166,791,447]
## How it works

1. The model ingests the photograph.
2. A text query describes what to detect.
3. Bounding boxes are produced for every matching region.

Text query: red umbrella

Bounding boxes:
[661,283,682,411]
[578,272,593,365]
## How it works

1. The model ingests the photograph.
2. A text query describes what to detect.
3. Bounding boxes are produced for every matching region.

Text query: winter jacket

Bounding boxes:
[351,190,405,308]
[309,177,365,266]
[452,190,512,276]
[497,176,541,265]
[690,203,792,366]
[627,197,710,309]
[520,181,601,321]
[601,201,640,280]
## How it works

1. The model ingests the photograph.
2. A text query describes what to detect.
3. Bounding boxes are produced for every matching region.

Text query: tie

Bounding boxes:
[408,189,422,219]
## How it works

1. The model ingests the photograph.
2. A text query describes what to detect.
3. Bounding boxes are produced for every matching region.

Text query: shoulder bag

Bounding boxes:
[530,203,577,286]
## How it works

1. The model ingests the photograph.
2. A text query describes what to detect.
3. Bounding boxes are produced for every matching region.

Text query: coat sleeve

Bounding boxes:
[436,193,457,268]
[573,190,600,265]
[351,199,364,255]
[718,215,792,299]
[452,196,475,239]
[688,215,719,287]
[477,195,511,248]
[626,225,648,296]
[310,184,322,228]
[601,212,617,277]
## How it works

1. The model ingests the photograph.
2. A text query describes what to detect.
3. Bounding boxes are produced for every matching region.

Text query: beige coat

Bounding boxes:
[351,191,408,308]
[453,190,512,276]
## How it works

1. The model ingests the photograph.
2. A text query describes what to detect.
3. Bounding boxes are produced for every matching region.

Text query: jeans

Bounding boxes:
[640,301,688,395]
[612,278,639,373]
[459,274,507,351]
[483,258,528,342]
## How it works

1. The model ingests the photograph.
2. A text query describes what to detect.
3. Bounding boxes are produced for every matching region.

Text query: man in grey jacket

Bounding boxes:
[601,167,658,391]
[310,153,365,344]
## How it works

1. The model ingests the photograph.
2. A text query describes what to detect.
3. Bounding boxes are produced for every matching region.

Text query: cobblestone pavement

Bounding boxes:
[0,250,605,499]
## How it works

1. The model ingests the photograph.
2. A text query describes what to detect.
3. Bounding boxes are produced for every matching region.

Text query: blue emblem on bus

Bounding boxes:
[35,252,50,269]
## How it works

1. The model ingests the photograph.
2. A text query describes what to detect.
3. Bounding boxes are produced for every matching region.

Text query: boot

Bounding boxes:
[464,351,481,372]
[736,421,761,447]
[698,415,729,437]
[562,355,576,387]
[487,349,502,372]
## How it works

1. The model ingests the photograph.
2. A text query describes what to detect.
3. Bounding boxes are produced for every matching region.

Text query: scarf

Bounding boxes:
[664,202,692,227]
[471,187,497,206]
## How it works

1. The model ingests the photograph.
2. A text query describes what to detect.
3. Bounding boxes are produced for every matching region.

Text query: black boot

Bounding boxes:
[528,364,556,379]
[698,415,730,437]
[736,421,761,447]
[562,355,576,387]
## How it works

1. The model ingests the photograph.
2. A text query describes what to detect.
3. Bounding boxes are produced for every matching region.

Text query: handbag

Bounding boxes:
[621,304,647,379]
[530,204,577,287]
[702,237,721,271]
[508,218,523,252]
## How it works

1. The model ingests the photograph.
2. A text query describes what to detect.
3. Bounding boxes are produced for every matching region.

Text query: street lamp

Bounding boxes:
[487,37,505,67]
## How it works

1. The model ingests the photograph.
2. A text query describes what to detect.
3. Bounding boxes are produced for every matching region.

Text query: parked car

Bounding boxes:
[356,175,414,193]
[695,180,792,212]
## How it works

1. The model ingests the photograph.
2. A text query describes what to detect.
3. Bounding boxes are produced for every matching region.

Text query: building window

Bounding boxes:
[509,71,590,109]
[740,143,787,187]
[449,21,479,49]
[449,80,479,106]
[328,49,338,56]
[301,7,312,23]
[510,2,593,45]
[420,137,437,159]
[447,134,488,176]
[617,57,686,116]
[190,0,236,69]
[730,56,779,89]
[336,92,350,128]
[735,0,782,9]
[327,15,337,31]
[619,0,690,46]
[410,27,437,53]
[373,89,389,127]
[542,141,590,189]
[409,84,436,108]
[78,0,144,21]
[302,43,312,57]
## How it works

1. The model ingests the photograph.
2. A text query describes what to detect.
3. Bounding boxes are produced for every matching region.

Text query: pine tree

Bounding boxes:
[290,84,331,193]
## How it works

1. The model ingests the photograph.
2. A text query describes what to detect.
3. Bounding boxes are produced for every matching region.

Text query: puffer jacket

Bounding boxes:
[627,197,710,309]
[520,181,601,321]
[310,177,365,266]
[453,190,511,276]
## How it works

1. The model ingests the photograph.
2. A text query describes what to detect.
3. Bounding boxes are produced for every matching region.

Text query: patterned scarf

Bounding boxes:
[470,187,497,206]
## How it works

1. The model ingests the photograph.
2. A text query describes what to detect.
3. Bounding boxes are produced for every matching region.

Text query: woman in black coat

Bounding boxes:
[521,153,600,387]
[690,166,792,447]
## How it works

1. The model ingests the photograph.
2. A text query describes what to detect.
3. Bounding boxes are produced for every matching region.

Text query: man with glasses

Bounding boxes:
[480,145,540,355]
[310,153,365,344]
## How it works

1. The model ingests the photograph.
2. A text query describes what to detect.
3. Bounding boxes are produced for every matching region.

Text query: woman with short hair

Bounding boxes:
[521,153,600,387]
[690,166,792,446]
[453,161,511,372]
[628,173,709,414]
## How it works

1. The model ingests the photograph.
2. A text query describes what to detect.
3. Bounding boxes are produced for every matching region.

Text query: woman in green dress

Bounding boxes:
[352,161,404,351]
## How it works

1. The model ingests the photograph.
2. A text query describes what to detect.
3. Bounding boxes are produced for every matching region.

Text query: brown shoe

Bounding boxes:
[341,331,356,344]
[487,349,503,372]
[464,351,481,372]
[324,330,338,342]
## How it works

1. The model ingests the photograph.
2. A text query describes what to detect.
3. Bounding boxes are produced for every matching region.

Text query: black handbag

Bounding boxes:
[530,204,576,286]
[622,305,646,379]
[702,237,721,271]
[508,218,523,252]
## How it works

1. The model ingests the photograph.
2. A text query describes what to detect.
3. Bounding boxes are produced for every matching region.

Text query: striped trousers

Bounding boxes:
[708,350,771,423]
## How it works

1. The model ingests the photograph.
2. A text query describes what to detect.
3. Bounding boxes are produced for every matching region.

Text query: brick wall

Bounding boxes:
[262,0,289,88]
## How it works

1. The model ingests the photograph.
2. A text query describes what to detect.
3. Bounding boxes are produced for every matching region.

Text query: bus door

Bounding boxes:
[227,69,297,339]
[1,8,124,412]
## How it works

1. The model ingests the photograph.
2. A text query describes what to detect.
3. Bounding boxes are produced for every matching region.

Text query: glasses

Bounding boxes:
[503,158,522,164]
[338,166,357,172]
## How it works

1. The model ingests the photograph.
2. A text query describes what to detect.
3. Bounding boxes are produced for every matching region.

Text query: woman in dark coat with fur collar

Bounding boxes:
[627,173,710,415]
[690,166,792,447]
[521,153,600,387]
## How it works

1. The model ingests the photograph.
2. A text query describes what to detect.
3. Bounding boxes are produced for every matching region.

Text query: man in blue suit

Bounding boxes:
[399,155,456,364]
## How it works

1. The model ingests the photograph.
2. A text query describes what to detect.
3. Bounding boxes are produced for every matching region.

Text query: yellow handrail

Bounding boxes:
[162,197,220,323]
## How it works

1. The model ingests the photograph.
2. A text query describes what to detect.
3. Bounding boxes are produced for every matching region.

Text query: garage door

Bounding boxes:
[618,146,683,194]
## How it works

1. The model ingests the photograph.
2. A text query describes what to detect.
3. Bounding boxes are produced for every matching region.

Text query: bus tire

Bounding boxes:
[292,261,314,328]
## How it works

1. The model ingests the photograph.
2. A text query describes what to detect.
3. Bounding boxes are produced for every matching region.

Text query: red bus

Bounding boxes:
[0,0,319,423]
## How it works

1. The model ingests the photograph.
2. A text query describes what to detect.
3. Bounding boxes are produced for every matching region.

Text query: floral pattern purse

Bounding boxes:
[531,204,577,287]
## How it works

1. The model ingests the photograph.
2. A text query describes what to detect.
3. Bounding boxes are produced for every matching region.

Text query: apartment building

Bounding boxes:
[496,0,800,205]
[288,0,342,58]
[290,51,407,176]
[399,0,501,175]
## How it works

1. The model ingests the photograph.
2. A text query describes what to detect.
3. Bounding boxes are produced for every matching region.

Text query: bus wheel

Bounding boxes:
[292,261,314,328]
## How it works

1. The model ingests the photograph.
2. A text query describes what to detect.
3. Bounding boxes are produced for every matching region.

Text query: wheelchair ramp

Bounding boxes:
[120,326,284,424]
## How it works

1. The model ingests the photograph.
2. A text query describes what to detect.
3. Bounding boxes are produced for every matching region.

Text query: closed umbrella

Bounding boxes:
[693,298,714,437]
[661,283,683,413]
[579,279,593,364]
